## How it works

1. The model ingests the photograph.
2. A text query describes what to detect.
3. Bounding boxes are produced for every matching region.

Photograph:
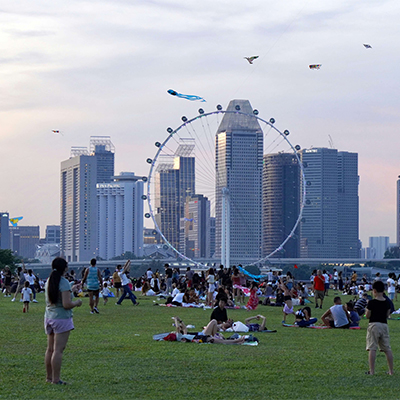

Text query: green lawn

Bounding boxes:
[1,291,400,400]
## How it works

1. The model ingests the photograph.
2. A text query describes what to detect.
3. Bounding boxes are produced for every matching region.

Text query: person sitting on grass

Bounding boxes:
[321,296,351,329]
[280,278,294,323]
[354,292,369,316]
[294,306,318,327]
[346,301,360,328]
[172,316,245,344]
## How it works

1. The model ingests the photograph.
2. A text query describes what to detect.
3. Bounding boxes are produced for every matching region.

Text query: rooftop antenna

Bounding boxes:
[328,135,335,149]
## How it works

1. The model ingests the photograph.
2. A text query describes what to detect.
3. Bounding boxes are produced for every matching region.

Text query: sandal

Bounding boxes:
[52,380,68,385]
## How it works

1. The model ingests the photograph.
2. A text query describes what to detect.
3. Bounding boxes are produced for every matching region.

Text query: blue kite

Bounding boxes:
[237,265,267,281]
[167,89,206,102]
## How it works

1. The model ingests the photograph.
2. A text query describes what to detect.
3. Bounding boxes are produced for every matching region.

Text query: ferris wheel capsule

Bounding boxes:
[155,142,161,147]
[146,158,153,164]
[167,127,173,133]
[235,105,241,111]
[269,118,275,124]
[181,116,188,122]
[295,145,301,151]
[216,104,222,110]
[198,108,204,114]
[284,130,290,136]
[141,195,147,200]
[141,176,148,182]
[253,109,259,115]
[144,213,151,218]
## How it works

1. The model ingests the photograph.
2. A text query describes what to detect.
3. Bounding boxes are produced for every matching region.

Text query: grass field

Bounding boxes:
[1,291,400,400]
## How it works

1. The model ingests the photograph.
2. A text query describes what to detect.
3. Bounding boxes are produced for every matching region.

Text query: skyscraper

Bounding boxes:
[300,148,359,258]
[215,99,263,260]
[97,172,144,260]
[60,154,98,262]
[155,141,195,250]
[262,153,300,258]
[369,236,390,259]
[0,212,10,250]
[9,226,40,259]
[90,136,115,184]
[179,194,211,258]
[397,177,400,246]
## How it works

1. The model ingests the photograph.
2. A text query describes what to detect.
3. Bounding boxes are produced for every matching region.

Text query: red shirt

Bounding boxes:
[314,275,325,291]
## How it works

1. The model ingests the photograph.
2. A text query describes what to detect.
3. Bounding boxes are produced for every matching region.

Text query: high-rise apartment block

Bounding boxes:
[0,212,10,250]
[369,236,390,259]
[60,137,115,262]
[262,153,300,258]
[155,141,195,250]
[60,154,98,262]
[300,148,359,258]
[97,172,144,260]
[215,100,263,260]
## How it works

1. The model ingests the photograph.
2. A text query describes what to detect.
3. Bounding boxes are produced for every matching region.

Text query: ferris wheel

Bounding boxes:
[143,100,306,267]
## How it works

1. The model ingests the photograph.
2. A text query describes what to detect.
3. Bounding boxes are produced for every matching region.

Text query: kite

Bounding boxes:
[309,64,321,70]
[363,44,372,49]
[52,130,64,136]
[10,217,23,226]
[244,56,259,64]
[167,89,206,102]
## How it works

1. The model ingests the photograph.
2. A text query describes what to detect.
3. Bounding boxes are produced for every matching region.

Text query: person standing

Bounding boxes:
[165,264,173,294]
[365,280,394,375]
[11,266,26,302]
[25,269,38,303]
[313,270,325,309]
[112,265,122,298]
[81,259,102,314]
[3,266,12,297]
[45,257,82,385]
[386,273,396,301]
[116,260,139,306]
[21,281,32,313]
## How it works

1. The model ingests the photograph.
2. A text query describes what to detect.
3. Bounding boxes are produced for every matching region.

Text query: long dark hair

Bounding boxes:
[47,257,67,304]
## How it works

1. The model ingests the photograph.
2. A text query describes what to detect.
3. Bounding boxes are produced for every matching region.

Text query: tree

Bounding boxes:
[384,246,400,259]
[0,249,18,272]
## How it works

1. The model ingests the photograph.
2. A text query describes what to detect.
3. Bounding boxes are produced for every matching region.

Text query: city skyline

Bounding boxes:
[1,1,399,245]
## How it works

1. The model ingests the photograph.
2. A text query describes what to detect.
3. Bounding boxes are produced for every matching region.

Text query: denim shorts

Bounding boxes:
[44,318,74,335]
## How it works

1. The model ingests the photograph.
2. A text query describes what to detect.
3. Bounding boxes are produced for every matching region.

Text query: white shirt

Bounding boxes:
[172,287,180,297]
[118,272,130,286]
[172,292,184,303]
[387,278,396,294]
[330,304,349,328]
[25,274,35,285]
[146,270,153,280]
[21,287,32,302]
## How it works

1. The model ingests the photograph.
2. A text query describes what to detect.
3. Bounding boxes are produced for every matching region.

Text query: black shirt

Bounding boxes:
[210,307,228,323]
[367,299,391,324]
[165,268,173,279]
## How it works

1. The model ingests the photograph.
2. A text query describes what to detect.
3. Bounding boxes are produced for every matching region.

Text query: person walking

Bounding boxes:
[81,259,102,314]
[115,260,139,306]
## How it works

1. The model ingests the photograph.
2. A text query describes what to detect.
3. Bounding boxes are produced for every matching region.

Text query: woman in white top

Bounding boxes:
[206,268,216,306]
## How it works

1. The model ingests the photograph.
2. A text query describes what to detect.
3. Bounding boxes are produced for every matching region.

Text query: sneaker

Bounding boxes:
[90,311,94,314]
[115,303,121,305]
[11,298,15,302]
[133,302,140,306]
[315,304,319,308]
[93,307,99,314]
[33,299,38,303]
[20,299,23,302]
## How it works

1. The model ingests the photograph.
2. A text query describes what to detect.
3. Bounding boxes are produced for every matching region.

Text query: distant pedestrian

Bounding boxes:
[112,265,122,298]
[81,259,102,314]
[313,270,325,309]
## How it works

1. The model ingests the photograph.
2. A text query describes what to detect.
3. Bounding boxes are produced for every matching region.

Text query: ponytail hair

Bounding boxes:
[47,257,67,304]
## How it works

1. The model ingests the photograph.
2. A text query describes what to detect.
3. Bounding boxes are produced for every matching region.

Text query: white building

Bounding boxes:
[97,172,144,260]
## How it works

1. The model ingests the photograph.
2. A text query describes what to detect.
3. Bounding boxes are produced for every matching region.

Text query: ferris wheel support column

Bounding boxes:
[221,187,230,268]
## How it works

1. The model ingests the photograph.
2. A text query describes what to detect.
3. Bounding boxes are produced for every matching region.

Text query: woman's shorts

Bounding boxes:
[114,282,122,288]
[44,318,74,335]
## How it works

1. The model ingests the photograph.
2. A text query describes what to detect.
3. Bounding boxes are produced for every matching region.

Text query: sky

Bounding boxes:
[0,0,399,246]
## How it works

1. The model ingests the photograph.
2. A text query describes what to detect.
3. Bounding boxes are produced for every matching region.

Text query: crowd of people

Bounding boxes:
[2,260,399,381]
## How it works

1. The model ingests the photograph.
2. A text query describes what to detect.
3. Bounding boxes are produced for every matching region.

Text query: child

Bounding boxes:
[102,282,111,305]
[365,280,394,375]
[346,301,360,327]
[21,281,32,313]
